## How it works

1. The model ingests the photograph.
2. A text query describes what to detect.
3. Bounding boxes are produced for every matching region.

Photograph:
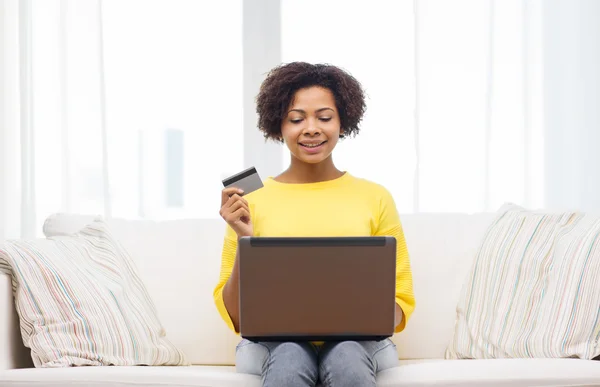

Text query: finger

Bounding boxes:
[227,195,249,210]
[237,197,250,212]
[225,187,244,196]
[225,207,250,224]
[225,194,250,213]
[221,187,244,206]
[225,193,242,209]
[225,198,249,214]
[220,195,239,217]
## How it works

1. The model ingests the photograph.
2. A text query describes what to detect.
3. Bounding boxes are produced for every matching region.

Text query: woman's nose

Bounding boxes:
[303,118,321,135]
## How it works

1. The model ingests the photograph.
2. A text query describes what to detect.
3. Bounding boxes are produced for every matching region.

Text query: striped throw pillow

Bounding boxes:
[0,219,188,367]
[446,204,600,359]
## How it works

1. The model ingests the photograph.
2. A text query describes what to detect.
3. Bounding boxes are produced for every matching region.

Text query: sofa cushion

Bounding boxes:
[0,219,187,367]
[0,366,257,387]
[1,359,599,387]
[378,358,600,386]
[447,204,600,359]
[394,213,496,359]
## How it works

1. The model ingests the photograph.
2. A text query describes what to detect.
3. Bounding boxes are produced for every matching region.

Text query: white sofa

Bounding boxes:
[1,213,600,387]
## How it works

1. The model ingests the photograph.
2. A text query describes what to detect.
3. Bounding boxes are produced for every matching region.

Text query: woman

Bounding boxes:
[213,62,415,387]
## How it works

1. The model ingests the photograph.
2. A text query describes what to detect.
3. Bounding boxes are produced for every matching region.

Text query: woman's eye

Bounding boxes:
[290,118,303,124]
[319,117,332,122]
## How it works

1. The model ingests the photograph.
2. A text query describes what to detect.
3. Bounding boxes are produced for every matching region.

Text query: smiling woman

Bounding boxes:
[214,62,415,387]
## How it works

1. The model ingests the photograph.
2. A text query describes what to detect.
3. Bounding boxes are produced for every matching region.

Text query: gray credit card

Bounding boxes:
[222,166,264,196]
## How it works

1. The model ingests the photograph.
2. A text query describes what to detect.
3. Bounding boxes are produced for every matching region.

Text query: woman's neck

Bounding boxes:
[275,156,344,184]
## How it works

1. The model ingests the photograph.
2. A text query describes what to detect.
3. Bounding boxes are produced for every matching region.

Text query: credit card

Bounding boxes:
[222,166,264,196]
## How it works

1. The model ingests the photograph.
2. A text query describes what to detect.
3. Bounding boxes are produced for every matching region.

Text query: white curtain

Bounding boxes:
[1,0,244,239]
[2,0,112,240]
[1,0,548,239]
[282,0,544,213]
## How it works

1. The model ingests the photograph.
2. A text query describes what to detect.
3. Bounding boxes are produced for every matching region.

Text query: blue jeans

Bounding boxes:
[236,339,399,387]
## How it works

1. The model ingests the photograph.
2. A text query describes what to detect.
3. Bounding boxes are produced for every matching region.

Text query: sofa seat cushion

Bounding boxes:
[1,359,599,387]
[378,358,600,386]
[0,366,256,387]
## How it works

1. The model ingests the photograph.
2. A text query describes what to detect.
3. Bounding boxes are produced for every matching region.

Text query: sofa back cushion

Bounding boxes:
[396,213,495,359]
[1,219,187,367]
[446,205,600,360]
[43,212,495,363]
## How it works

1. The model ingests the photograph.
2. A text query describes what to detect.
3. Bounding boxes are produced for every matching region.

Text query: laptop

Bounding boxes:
[238,236,397,342]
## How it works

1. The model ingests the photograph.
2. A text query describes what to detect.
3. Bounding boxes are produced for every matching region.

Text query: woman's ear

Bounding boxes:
[339,127,345,137]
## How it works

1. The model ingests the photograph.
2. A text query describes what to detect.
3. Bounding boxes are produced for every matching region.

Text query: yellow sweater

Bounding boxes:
[213,172,415,334]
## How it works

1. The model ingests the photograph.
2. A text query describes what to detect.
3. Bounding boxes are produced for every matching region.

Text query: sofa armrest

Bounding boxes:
[0,273,33,370]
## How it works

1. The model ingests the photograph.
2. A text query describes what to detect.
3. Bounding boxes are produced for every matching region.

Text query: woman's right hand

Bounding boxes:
[220,187,253,239]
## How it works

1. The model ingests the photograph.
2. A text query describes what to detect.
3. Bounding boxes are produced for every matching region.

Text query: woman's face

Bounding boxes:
[281,86,343,165]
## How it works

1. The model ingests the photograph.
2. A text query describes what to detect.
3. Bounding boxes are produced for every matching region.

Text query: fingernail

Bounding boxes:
[239,189,244,193]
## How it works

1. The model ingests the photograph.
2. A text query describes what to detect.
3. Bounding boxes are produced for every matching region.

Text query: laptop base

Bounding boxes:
[242,335,391,343]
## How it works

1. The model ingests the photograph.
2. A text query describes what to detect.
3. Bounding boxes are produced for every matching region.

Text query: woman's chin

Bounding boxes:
[303,158,327,164]
[295,153,331,164]
[289,149,330,164]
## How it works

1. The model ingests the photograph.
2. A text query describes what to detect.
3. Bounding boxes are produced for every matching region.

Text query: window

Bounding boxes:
[281,0,417,211]
[102,0,244,219]
[16,0,543,233]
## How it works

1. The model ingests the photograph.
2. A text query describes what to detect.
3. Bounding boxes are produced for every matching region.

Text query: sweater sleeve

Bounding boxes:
[374,188,416,333]
[213,224,240,334]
